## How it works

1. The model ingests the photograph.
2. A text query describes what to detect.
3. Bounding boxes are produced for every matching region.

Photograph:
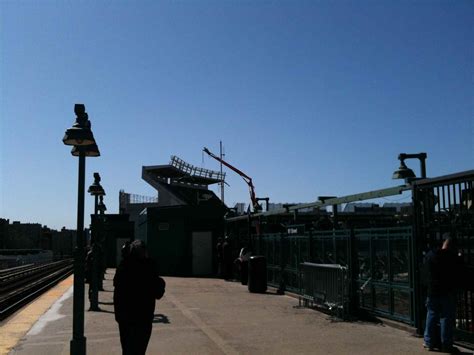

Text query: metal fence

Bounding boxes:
[354,227,413,323]
[119,190,158,204]
[170,155,225,181]
[230,169,473,344]
[412,171,474,341]
[299,262,349,318]
[252,226,413,323]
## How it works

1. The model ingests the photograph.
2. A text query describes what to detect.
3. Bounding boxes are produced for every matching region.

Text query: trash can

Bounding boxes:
[248,256,267,293]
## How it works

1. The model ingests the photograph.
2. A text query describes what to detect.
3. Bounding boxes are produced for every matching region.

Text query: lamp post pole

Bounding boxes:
[71,151,87,354]
[63,103,100,355]
[87,172,105,311]
[94,195,98,215]
[97,195,107,290]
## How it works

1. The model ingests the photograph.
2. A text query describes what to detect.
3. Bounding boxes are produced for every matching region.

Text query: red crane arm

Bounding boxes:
[203,147,259,210]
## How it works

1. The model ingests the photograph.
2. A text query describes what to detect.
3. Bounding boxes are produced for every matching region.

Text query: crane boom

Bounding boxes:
[203,147,261,212]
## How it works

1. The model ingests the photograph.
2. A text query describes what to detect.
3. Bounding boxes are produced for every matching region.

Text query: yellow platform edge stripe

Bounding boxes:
[0,275,74,355]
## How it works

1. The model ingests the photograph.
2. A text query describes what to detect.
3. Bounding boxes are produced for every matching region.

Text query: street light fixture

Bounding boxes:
[71,144,100,157]
[88,173,106,213]
[63,107,95,146]
[62,104,100,355]
[392,152,427,181]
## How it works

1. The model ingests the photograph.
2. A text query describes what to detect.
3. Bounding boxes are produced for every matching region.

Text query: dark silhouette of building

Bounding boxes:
[136,156,227,276]
[119,190,159,238]
[6,221,42,249]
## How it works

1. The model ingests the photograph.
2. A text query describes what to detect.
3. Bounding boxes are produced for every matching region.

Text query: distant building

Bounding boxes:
[7,221,42,249]
[41,226,52,250]
[268,203,284,211]
[0,218,8,249]
[382,202,412,213]
[51,227,76,258]
[233,203,246,214]
[343,203,378,213]
[0,219,76,259]
[233,202,314,214]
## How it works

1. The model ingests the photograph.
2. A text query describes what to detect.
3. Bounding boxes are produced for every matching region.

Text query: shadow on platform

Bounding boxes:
[153,314,170,324]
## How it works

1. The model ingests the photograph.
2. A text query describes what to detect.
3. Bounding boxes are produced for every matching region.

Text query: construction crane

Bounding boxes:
[203,147,262,212]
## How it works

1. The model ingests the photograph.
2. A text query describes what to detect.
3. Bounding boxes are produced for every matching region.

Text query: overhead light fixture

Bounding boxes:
[392,153,427,181]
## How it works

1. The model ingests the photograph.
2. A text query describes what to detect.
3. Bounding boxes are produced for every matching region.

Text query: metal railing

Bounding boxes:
[299,262,349,318]
[170,155,225,181]
[251,227,413,323]
[121,192,158,204]
[412,170,474,341]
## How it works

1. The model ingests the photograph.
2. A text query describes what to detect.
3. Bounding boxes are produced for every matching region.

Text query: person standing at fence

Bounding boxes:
[216,237,224,278]
[222,236,233,280]
[422,237,463,353]
[120,240,131,263]
[114,240,165,355]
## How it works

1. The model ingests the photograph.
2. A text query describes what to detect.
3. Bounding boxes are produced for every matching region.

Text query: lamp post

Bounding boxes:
[87,173,105,311]
[97,195,107,215]
[63,104,100,355]
[392,152,427,182]
[88,173,105,214]
[97,195,107,286]
[392,152,427,336]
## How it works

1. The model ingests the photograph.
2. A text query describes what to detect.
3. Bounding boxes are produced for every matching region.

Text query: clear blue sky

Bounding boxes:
[1,1,472,230]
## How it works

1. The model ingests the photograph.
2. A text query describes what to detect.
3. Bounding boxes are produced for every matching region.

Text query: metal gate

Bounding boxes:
[256,231,351,293]
[412,170,474,341]
[255,227,413,323]
[355,227,413,323]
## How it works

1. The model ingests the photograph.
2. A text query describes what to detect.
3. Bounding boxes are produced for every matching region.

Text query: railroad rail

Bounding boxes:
[0,259,73,320]
[0,263,34,276]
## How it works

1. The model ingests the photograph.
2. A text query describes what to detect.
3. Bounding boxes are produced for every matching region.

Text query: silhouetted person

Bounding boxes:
[114,240,165,355]
[85,247,93,284]
[222,236,233,280]
[422,237,463,352]
[121,240,131,261]
[98,242,106,290]
[216,237,223,278]
[314,215,333,230]
[87,243,100,311]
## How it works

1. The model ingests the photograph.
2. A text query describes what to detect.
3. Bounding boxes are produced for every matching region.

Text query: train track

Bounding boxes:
[0,260,74,320]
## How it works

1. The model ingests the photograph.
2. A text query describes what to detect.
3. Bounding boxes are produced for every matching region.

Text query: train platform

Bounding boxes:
[1,270,472,355]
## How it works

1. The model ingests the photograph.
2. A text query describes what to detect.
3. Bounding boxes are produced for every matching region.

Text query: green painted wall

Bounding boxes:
[142,205,225,276]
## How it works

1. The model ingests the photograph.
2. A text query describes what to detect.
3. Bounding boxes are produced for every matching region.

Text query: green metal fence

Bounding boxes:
[256,233,281,289]
[354,227,413,323]
[412,171,474,341]
[252,226,413,324]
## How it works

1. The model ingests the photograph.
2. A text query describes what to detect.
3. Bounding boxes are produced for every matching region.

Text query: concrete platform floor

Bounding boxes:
[2,270,472,355]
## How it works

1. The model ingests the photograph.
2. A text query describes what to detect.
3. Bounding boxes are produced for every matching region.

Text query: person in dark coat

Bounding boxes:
[422,237,463,352]
[121,240,131,261]
[216,237,224,278]
[85,247,93,284]
[222,236,233,280]
[114,240,165,355]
